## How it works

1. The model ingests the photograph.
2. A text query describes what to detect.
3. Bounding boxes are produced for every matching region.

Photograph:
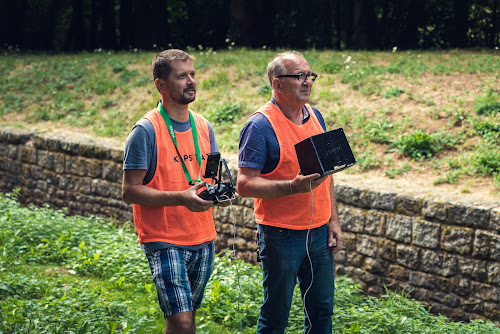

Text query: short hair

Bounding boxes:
[267,50,304,85]
[152,49,195,81]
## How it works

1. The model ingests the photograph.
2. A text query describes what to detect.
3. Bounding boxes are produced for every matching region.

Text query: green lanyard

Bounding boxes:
[158,102,202,185]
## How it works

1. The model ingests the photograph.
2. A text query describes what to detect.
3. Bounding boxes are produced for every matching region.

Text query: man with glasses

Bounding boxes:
[122,49,225,334]
[237,51,344,333]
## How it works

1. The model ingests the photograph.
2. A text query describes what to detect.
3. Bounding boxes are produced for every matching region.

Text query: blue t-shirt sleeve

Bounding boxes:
[311,106,327,132]
[123,119,154,171]
[206,120,219,153]
[239,115,268,171]
[238,113,280,173]
[123,119,156,184]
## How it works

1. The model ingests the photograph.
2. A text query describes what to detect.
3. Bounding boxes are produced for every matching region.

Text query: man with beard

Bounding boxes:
[122,49,223,334]
[237,51,344,333]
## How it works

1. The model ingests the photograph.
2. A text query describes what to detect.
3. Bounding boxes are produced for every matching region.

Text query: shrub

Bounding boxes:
[470,147,500,177]
[206,103,244,125]
[474,120,499,143]
[384,86,405,98]
[393,129,438,159]
[473,91,500,116]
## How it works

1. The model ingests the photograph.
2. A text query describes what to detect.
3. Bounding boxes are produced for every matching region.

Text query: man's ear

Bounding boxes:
[271,78,282,92]
[154,78,165,92]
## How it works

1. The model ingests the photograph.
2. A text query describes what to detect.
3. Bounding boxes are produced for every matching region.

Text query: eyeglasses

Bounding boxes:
[277,72,317,83]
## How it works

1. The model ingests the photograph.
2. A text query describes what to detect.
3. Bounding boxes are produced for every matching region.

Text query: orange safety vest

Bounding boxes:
[253,101,332,230]
[132,108,216,245]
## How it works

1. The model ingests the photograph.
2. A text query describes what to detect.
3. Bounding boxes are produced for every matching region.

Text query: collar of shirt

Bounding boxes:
[270,97,310,122]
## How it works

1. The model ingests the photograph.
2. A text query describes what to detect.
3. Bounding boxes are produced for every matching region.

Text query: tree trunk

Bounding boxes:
[64,0,86,51]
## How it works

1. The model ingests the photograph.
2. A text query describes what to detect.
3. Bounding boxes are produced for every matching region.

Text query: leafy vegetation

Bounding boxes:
[0,49,498,195]
[1,191,499,333]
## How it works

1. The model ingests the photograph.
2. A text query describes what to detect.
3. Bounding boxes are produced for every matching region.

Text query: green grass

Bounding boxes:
[0,48,499,192]
[1,191,499,333]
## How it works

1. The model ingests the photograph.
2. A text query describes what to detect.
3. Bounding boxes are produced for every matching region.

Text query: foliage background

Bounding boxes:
[1,191,500,333]
[1,0,499,52]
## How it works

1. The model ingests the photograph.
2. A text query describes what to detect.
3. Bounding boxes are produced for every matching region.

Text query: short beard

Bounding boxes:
[174,91,196,105]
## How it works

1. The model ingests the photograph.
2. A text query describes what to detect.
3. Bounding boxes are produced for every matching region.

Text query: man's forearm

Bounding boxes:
[238,176,292,199]
[123,184,186,207]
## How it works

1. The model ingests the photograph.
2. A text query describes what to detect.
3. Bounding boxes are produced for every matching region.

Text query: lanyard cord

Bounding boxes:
[157,101,202,185]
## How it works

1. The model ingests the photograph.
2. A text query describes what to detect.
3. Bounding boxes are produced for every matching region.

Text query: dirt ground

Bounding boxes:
[2,64,498,201]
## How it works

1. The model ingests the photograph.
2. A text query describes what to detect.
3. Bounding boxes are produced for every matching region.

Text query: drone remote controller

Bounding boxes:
[198,153,236,203]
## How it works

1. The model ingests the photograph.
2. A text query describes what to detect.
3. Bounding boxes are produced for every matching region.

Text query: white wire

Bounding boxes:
[302,180,314,334]
[228,198,242,334]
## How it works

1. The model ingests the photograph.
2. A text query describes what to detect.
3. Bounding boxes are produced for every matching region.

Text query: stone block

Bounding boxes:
[102,161,122,182]
[379,239,396,262]
[233,196,254,208]
[458,256,488,282]
[3,159,21,177]
[342,232,357,252]
[87,159,102,178]
[462,296,484,314]
[409,271,436,289]
[60,138,82,156]
[334,184,361,207]
[7,144,18,159]
[441,225,473,255]
[412,218,440,249]
[37,150,53,170]
[347,253,364,267]
[471,282,499,303]
[356,235,378,257]
[422,199,448,221]
[448,202,491,229]
[491,233,500,262]
[488,262,500,285]
[52,152,66,173]
[450,277,471,296]
[91,179,111,197]
[491,207,500,233]
[421,250,458,277]
[0,142,8,157]
[77,177,92,194]
[364,211,385,235]
[30,165,43,180]
[483,302,500,321]
[396,194,422,216]
[473,230,495,259]
[338,206,365,233]
[236,227,256,241]
[388,264,409,281]
[65,156,88,176]
[212,206,231,224]
[18,146,37,164]
[359,189,396,211]
[443,294,461,308]
[396,244,420,269]
[0,127,32,144]
[366,257,390,277]
[334,250,347,264]
[385,214,412,243]
[77,143,95,158]
[109,148,124,162]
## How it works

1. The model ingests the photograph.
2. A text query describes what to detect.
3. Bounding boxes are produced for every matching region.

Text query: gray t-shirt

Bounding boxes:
[123,115,219,253]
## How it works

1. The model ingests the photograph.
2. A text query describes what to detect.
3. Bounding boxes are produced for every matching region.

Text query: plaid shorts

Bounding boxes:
[145,242,215,318]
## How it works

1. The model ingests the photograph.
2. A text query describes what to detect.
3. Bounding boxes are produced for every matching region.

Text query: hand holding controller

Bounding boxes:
[198,153,236,203]
[198,182,235,203]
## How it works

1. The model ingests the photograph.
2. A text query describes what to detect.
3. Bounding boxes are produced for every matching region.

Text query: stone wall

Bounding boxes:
[0,127,130,220]
[1,125,499,325]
